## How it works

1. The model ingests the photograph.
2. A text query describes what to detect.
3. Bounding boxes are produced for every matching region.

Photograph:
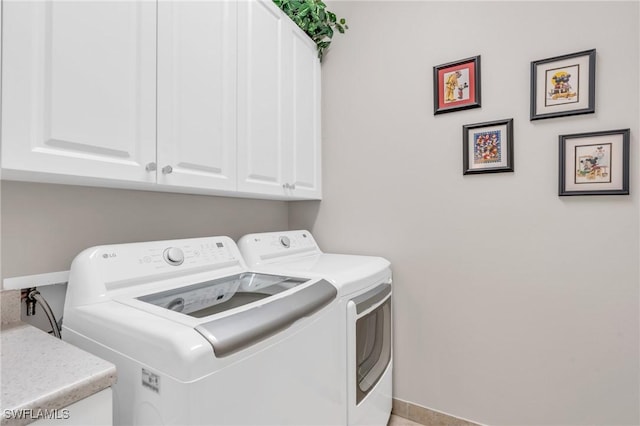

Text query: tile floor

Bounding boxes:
[388,414,423,426]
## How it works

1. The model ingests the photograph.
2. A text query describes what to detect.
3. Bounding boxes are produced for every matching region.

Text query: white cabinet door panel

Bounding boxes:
[290,27,321,199]
[1,1,156,182]
[237,0,289,196]
[157,0,237,191]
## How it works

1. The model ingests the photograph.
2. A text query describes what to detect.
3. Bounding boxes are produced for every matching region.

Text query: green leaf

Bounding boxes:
[298,5,310,17]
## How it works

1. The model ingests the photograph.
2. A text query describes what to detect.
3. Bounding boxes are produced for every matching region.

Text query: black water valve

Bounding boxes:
[23,287,37,316]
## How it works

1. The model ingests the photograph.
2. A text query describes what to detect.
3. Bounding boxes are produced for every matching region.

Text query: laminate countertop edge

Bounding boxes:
[1,322,117,426]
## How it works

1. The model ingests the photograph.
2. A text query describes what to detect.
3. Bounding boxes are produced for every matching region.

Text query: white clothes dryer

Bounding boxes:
[238,230,393,426]
[62,236,345,426]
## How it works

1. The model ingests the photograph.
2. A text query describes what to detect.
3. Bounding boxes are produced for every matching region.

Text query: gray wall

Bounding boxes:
[1,181,288,278]
[290,1,639,425]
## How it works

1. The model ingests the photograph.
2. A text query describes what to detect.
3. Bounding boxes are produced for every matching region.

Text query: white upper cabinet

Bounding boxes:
[237,0,290,197]
[289,24,322,199]
[1,1,157,183]
[237,0,321,199]
[157,0,237,191]
[2,0,321,200]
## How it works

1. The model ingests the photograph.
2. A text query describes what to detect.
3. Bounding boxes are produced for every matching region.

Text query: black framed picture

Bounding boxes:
[433,56,481,115]
[530,49,596,120]
[463,118,514,175]
[559,129,630,196]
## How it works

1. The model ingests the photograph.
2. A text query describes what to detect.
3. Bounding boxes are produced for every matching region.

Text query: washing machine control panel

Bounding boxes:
[90,236,245,288]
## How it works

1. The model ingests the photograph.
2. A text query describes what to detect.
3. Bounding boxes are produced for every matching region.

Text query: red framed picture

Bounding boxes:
[433,55,481,115]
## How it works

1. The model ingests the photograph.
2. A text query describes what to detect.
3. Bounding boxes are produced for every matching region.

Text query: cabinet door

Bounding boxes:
[1,1,156,183]
[288,25,322,200]
[237,0,291,197]
[157,1,237,191]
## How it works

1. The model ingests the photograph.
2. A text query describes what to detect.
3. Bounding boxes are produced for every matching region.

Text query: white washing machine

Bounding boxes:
[238,230,393,426]
[62,236,345,426]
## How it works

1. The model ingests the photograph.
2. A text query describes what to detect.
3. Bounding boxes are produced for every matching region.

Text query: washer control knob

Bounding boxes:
[279,236,290,248]
[163,247,184,266]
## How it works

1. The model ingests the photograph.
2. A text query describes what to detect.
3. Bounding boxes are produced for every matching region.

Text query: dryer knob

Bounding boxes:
[163,247,185,266]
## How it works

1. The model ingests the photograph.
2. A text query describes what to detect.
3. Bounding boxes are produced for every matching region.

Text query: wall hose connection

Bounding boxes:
[25,288,62,339]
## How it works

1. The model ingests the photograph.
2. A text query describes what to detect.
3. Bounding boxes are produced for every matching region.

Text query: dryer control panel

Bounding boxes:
[237,230,322,266]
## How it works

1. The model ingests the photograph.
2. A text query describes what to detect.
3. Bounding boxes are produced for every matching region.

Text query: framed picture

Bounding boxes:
[433,55,481,115]
[559,129,630,196]
[530,49,596,120]
[463,118,514,175]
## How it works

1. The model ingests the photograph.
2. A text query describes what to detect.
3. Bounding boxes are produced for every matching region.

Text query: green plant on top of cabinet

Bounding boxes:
[273,0,348,61]
[1,0,321,201]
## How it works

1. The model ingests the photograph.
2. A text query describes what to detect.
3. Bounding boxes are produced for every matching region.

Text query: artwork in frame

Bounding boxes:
[530,49,596,120]
[463,118,514,175]
[433,55,481,115]
[559,129,630,196]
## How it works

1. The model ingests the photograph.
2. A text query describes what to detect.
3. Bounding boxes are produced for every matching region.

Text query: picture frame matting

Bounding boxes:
[463,118,514,175]
[434,55,481,115]
[530,49,596,120]
[558,128,629,196]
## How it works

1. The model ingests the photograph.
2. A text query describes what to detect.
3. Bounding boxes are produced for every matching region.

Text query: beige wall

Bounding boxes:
[290,1,639,425]
[1,181,288,279]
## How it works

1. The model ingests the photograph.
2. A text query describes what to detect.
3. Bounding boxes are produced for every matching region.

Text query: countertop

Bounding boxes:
[0,322,116,426]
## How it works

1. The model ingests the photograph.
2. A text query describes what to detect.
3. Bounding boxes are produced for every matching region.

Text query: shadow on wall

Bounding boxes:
[1,181,290,279]
[288,200,321,230]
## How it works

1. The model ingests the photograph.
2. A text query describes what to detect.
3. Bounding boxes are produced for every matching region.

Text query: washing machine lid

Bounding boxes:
[132,272,337,357]
[194,277,336,357]
[137,272,307,317]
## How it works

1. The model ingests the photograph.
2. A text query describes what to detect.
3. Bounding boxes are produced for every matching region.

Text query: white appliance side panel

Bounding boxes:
[189,303,345,426]
[1,1,156,182]
[157,0,237,191]
[237,0,288,195]
[64,302,345,425]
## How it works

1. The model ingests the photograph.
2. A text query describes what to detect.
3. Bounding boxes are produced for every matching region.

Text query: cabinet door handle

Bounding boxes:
[145,162,157,172]
[162,165,173,174]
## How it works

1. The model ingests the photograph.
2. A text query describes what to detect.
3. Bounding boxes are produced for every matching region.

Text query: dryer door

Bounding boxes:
[352,283,392,404]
